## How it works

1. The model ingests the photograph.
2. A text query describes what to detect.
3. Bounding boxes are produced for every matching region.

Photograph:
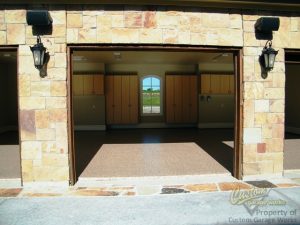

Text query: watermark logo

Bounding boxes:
[229,187,299,224]
[230,187,286,215]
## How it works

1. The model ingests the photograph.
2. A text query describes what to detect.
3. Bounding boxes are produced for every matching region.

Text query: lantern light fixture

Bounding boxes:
[30,35,46,70]
[261,40,278,72]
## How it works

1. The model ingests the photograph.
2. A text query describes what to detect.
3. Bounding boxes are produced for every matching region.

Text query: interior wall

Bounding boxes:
[106,63,197,123]
[285,63,300,129]
[73,96,105,126]
[198,95,234,124]
[73,61,235,126]
[73,62,104,74]
[0,61,18,132]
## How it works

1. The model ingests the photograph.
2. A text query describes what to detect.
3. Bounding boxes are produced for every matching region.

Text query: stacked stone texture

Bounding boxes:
[0,5,300,183]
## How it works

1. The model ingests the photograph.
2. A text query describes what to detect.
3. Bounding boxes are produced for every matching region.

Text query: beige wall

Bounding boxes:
[0,5,299,183]
[198,95,234,124]
[285,64,300,129]
[73,96,105,125]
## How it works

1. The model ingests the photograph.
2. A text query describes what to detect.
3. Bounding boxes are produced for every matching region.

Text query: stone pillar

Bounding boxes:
[241,14,297,177]
[2,8,70,184]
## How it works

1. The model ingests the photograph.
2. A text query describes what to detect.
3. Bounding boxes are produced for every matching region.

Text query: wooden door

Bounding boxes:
[121,75,130,124]
[220,75,230,94]
[210,75,221,94]
[73,75,84,96]
[105,76,114,124]
[174,75,183,123]
[189,75,198,123]
[229,75,234,94]
[166,75,175,123]
[182,76,190,123]
[83,75,94,95]
[94,75,104,95]
[129,75,138,124]
[201,74,211,94]
[113,76,122,124]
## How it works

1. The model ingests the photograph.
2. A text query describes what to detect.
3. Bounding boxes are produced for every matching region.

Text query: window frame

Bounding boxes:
[140,75,163,116]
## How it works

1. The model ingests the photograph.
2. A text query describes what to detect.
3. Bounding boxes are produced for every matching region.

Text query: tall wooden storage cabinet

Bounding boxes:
[105,75,138,125]
[166,75,198,123]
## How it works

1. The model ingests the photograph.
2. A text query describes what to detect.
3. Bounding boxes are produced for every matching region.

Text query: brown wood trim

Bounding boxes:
[105,72,138,75]
[0,46,19,51]
[200,72,234,75]
[67,47,76,185]
[0,46,22,184]
[16,47,23,186]
[68,44,243,181]
[233,49,243,179]
[69,44,240,53]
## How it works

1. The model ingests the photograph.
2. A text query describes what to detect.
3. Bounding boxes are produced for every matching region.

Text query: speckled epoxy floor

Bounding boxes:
[80,142,229,178]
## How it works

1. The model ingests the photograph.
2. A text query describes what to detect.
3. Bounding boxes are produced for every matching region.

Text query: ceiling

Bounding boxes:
[73,50,234,73]
[73,51,233,64]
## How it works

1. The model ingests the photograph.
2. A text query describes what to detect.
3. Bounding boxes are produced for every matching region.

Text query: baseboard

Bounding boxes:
[198,123,234,129]
[109,123,198,129]
[286,126,300,135]
[74,125,106,131]
[0,125,18,134]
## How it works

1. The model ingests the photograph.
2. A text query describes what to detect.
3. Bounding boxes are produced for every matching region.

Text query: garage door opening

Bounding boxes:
[68,46,242,185]
[0,48,21,187]
[284,51,300,176]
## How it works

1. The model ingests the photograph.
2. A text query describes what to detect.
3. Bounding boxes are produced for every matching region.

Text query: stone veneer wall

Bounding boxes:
[0,5,300,183]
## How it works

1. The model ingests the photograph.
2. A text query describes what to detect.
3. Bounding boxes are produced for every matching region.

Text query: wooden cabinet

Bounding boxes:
[166,75,198,123]
[105,75,138,125]
[73,74,104,96]
[200,74,234,95]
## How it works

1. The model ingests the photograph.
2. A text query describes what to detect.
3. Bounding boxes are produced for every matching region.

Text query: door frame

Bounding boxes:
[0,46,22,185]
[67,44,243,185]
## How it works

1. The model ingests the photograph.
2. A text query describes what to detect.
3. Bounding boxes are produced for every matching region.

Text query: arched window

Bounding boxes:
[142,76,161,114]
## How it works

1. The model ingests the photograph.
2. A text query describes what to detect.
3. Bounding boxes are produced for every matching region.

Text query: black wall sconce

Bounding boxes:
[27,10,52,77]
[30,36,47,72]
[255,17,280,78]
[260,40,278,72]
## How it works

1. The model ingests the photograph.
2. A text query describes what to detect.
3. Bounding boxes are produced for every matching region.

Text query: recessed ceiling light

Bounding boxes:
[3,53,11,57]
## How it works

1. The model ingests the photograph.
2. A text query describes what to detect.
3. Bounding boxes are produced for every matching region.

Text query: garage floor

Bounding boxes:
[81,142,229,178]
[75,128,234,178]
[0,131,20,179]
[284,132,300,170]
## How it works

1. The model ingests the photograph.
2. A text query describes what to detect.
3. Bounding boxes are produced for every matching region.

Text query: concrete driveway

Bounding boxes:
[1,187,300,225]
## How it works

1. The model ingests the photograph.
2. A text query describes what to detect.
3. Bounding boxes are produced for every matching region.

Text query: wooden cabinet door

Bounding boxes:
[174,75,183,123]
[105,76,114,124]
[220,75,230,94]
[210,75,221,94]
[166,75,175,123]
[201,75,211,94]
[129,75,138,124]
[83,75,94,95]
[94,75,104,95]
[229,75,234,94]
[182,76,190,123]
[121,75,130,124]
[113,76,122,124]
[73,75,84,96]
[189,75,198,123]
